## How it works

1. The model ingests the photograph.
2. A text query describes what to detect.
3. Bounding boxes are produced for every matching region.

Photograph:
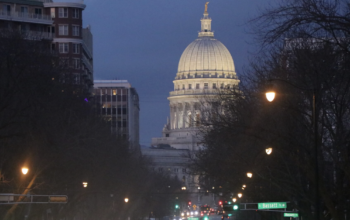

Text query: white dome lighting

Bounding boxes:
[177,38,235,76]
[175,7,236,79]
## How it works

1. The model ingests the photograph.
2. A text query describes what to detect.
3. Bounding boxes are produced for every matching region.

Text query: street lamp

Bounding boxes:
[181,186,187,190]
[265,91,276,102]
[237,193,242,198]
[265,82,320,220]
[82,182,88,188]
[246,172,253,178]
[124,197,129,203]
[21,167,29,175]
[265,147,273,155]
[232,198,237,203]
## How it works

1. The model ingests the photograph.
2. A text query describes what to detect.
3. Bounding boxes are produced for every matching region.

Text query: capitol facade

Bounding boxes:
[151,6,239,151]
[142,4,240,207]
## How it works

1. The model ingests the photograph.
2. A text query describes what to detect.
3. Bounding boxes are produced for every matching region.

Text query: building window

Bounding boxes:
[72,25,80,36]
[59,43,69,53]
[220,83,224,89]
[72,58,80,69]
[3,5,11,16]
[188,84,192,89]
[213,83,217,89]
[72,43,80,54]
[58,25,68,35]
[72,8,79,18]
[158,167,163,172]
[58,8,68,18]
[196,83,200,89]
[50,8,55,18]
[59,57,69,66]
[182,168,186,173]
[51,43,55,51]
[174,168,178,172]
[34,8,42,17]
[182,84,185,90]
[113,90,117,95]
[204,83,208,89]
[73,73,80,84]
[20,7,28,16]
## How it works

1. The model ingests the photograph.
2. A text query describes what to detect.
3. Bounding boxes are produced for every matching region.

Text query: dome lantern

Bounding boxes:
[199,2,214,38]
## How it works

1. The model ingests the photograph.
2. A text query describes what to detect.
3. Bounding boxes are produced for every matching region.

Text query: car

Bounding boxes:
[221,214,230,220]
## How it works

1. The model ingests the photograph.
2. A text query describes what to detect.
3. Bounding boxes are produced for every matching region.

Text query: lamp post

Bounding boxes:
[266,83,319,220]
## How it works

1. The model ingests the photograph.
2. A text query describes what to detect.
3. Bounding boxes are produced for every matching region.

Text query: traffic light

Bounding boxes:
[188,201,192,206]
[219,201,223,205]
[204,216,209,220]
[175,204,179,209]
[223,204,240,211]
[233,204,240,211]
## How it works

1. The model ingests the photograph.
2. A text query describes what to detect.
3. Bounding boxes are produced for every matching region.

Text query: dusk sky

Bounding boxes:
[82,0,272,146]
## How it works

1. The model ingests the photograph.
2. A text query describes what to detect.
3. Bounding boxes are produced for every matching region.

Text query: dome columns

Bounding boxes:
[169,101,203,130]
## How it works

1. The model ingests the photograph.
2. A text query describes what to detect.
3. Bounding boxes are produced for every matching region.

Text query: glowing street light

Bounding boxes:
[266,147,273,155]
[124,198,129,203]
[265,91,276,102]
[247,172,253,178]
[232,198,237,203]
[242,185,246,188]
[21,167,29,175]
[82,182,88,188]
[181,186,187,190]
[237,193,242,198]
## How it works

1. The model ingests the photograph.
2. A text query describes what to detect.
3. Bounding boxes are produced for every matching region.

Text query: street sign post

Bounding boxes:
[258,202,287,209]
[284,213,298,218]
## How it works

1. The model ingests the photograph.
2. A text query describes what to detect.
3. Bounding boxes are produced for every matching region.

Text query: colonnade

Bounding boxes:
[170,102,202,130]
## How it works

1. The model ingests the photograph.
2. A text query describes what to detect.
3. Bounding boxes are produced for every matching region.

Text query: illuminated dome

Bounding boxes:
[176,10,236,79]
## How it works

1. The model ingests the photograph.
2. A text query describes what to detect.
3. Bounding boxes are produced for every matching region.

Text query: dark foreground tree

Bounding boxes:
[0,31,180,220]
[193,39,350,220]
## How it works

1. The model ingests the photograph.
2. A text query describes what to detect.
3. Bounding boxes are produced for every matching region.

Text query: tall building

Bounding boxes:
[93,80,140,153]
[144,4,239,208]
[0,0,93,91]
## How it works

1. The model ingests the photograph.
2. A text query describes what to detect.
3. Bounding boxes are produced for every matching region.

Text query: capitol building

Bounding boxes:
[142,4,239,207]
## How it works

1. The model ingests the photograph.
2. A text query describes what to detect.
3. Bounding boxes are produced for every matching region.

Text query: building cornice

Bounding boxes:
[44,2,86,9]
[53,38,83,43]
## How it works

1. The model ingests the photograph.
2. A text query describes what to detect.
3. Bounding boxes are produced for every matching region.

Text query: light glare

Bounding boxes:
[21,167,29,175]
[247,172,253,178]
[266,92,275,102]
[266,147,273,155]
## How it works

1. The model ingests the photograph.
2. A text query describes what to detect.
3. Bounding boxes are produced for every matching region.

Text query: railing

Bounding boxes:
[82,56,93,73]
[0,11,52,24]
[169,89,218,96]
[23,31,53,40]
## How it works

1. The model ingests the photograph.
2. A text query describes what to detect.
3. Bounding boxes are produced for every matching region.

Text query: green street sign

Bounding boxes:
[258,202,287,209]
[284,213,299,218]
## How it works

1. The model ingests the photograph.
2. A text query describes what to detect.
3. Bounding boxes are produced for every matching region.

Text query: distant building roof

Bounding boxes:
[93,80,131,89]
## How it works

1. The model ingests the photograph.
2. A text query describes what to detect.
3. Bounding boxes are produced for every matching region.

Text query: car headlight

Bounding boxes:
[195,211,198,215]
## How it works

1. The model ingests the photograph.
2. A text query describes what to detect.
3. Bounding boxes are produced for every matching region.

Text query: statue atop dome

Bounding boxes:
[204,2,209,13]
